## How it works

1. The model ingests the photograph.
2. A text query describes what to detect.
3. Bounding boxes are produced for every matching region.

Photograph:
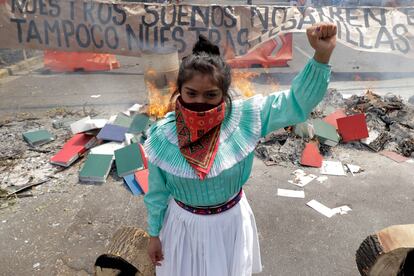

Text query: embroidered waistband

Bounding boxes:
[174,189,243,215]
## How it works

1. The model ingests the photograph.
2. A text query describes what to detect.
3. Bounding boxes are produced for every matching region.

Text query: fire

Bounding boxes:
[231,71,259,98]
[146,80,176,118]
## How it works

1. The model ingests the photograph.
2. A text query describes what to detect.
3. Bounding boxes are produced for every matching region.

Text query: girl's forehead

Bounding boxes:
[183,74,220,91]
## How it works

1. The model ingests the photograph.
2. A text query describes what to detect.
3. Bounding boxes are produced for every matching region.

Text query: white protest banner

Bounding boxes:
[0,1,413,58]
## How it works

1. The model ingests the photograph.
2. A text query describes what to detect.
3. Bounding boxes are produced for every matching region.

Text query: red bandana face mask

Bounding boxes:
[175,97,225,180]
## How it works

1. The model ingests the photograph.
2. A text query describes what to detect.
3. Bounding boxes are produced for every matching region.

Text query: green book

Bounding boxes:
[128,114,150,134]
[113,113,133,128]
[312,119,340,146]
[79,154,113,183]
[114,143,144,177]
[22,129,55,147]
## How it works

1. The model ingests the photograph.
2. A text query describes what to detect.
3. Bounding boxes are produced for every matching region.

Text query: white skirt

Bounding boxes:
[156,194,263,276]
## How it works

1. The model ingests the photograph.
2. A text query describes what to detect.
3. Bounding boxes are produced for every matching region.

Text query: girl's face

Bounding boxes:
[180,74,223,106]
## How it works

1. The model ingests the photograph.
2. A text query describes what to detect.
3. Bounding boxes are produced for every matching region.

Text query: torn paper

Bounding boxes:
[331,206,352,215]
[288,169,317,187]
[345,164,363,176]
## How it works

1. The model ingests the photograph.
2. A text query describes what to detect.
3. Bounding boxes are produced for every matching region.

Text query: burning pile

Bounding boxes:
[255,89,414,166]
[146,79,176,119]
[231,71,259,98]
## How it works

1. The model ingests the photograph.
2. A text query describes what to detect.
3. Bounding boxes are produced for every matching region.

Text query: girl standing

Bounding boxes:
[144,22,337,276]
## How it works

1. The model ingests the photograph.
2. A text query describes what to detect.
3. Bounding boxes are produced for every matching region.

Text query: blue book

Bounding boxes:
[97,124,128,142]
[123,174,143,195]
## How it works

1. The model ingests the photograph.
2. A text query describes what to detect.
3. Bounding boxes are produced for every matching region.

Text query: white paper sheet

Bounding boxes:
[277,189,305,198]
[307,200,335,218]
[307,200,352,218]
[70,116,91,134]
[320,161,346,176]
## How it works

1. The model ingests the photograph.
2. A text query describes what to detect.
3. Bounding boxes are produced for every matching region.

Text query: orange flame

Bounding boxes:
[231,71,259,98]
[146,80,176,118]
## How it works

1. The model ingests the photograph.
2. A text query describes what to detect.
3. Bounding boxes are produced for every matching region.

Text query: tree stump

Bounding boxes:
[94,227,155,276]
[355,224,414,276]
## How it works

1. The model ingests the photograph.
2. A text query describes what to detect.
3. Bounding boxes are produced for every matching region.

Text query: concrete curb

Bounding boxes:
[0,55,43,79]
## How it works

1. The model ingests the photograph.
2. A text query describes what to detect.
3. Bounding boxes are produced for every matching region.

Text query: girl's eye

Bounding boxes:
[207,93,218,98]
[187,92,197,97]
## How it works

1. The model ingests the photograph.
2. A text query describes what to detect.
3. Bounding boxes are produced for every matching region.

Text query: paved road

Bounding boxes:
[1,34,413,116]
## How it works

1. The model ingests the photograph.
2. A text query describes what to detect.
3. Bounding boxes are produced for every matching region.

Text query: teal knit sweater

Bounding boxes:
[144,58,331,236]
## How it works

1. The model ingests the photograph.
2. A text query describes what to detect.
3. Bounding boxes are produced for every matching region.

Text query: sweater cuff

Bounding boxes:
[310,57,332,69]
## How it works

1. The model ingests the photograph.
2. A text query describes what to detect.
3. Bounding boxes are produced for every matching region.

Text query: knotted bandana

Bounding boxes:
[175,97,225,180]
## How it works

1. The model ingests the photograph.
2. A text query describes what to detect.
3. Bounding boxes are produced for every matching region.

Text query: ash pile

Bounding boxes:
[255,88,414,167]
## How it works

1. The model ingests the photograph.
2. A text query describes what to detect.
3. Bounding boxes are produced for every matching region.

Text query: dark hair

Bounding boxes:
[170,35,232,110]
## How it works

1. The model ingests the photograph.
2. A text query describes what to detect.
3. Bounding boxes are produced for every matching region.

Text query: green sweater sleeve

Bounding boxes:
[260,58,331,137]
[143,161,171,237]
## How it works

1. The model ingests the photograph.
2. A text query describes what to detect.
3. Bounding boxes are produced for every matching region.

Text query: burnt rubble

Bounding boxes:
[254,89,414,166]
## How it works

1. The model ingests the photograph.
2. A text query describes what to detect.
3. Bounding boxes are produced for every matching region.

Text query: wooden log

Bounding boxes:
[355,224,414,276]
[94,227,155,276]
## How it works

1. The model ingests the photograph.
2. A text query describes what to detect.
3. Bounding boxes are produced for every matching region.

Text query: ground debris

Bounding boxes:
[0,110,86,194]
[255,89,414,165]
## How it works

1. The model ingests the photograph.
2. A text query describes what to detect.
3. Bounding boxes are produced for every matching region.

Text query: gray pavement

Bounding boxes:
[0,42,414,275]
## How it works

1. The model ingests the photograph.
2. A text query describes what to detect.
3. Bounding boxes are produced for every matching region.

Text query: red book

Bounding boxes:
[337,113,369,142]
[50,134,96,167]
[134,169,149,194]
[323,109,346,129]
[138,143,148,169]
[300,142,323,168]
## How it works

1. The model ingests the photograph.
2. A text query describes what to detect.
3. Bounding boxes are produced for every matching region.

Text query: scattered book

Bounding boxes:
[128,114,150,134]
[337,113,369,142]
[113,113,133,128]
[300,142,323,168]
[312,119,340,147]
[123,174,144,195]
[97,124,128,142]
[50,133,96,167]
[90,141,125,159]
[323,109,347,129]
[134,169,149,194]
[79,154,113,183]
[70,116,107,134]
[22,129,55,147]
[114,143,144,177]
